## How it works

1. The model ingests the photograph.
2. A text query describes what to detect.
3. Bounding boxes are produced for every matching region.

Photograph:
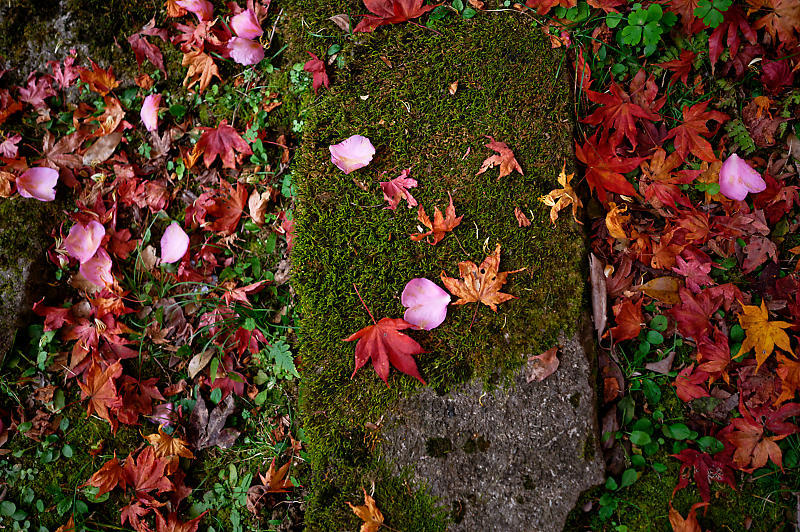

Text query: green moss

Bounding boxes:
[289,4,582,530]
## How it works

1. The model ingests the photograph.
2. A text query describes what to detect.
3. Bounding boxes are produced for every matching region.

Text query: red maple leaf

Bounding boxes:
[665,101,729,163]
[48,49,80,90]
[708,7,757,66]
[696,329,731,384]
[203,181,248,234]
[196,120,252,169]
[671,447,736,503]
[77,362,123,429]
[155,511,206,532]
[476,136,523,180]
[723,397,787,472]
[774,354,800,405]
[18,73,57,110]
[658,51,697,86]
[583,82,661,149]
[128,18,169,75]
[586,0,625,12]
[673,364,711,402]
[303,52,329,94]
[670,287,723,340]
[574,133,644,203]
[607,298,643,342]
[344,317,426,385]
[354,0,439,32]
[123,446,174,499]
[116,376,165,425]
[78,59,120,96]
[524,0,576,15]
[672,255,714,293]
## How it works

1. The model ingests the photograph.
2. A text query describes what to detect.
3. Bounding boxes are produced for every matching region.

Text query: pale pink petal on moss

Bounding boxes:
[160,222,189,263]
[228,37,264,66]
[65,221,106,264]
[718,153,766,201]
[380,168,418,210]
[80,248,114,288]
[230,9,262,39]
[140,93,161,132]
[401,278,451,330]
[176,0,213,21]
[17,167,58,201]
[329,135,375,174]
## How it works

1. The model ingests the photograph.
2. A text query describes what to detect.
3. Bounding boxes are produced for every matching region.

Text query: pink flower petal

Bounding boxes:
[401,278,451,331]
[16,167,59,201]
[176,0,213,21]
[160,222,190,263]
[227,37,264,66]
[329,135,375,174]
[718,153,766,201]
[140,93,161,132]
[64,221,106,264]
[380,168,418,210]
[230,9,262,39]
[80,248,114,288]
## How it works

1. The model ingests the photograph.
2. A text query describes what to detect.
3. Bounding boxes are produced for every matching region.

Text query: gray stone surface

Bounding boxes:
[0,199,58,360]
[382,328,604,532]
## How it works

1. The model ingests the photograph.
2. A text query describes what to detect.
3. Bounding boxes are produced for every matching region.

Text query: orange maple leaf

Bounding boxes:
[347,488,384,532]
[145,425,195,473]
[748,0,800,45]
[79,60,120,96]
[258,457,295,493]
[539,163,583,225]
[476,136,523,180]
[410,192,463,245]
[55,516,76,532]
[86,454,127,497]
[738,301,792,371]
[78,362,123,429]
[775,354,800,405]
[440,243,523,312]
[668,502,708,532]
[181,50,221,94]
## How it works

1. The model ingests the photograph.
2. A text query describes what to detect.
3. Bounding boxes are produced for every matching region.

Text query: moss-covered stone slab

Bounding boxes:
[292,9,602,531]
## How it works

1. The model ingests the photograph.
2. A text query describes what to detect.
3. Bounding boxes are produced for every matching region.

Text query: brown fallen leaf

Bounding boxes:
[636,276,682,305]
[347,488,384,532]
[527,346,560,382]
[145,425,195,460]
[669,502,708,532]
[589,254,607,340]
[539,163,583,224]
[448,80,459,95]
[182,50,221,94]
[410,192,463,245]
[186,395,240,450]
[476,136,523,180]
[440,243,523,312]
[514,206,531,227]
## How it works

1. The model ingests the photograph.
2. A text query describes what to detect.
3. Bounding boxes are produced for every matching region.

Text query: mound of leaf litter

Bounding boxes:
[290,2,604,530]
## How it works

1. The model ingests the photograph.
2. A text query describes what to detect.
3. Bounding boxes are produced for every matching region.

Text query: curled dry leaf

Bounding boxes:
[440,243,522,312]
[514,206,531,227]
[347,488,384,532]
[82,132,123,166]
[589,254,607,340]
[539,163,583,224]
[527,346,560,382]
[329,14,352,32]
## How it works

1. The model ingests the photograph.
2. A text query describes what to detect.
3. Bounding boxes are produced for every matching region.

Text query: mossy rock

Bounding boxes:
[291,7,602,531]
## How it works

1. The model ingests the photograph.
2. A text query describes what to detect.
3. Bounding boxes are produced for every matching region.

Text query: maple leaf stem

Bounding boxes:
[352,283,377,325]
[469,302,479,332]
[407,19,441,35]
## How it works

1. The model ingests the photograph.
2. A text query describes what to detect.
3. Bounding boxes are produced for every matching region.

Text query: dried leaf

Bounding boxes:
[440,243,522,312]
[636,276,682,305]
[589,254,607,340]
[527,346,560,382]
[187,395,241,450]
[347,488,384,532]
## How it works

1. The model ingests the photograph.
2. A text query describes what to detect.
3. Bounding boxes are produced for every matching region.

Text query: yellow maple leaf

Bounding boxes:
[145,425,195,460]
[347,488,384,532]
[539,162,583,225]
[605,201,630,239]
[738,301,792,371]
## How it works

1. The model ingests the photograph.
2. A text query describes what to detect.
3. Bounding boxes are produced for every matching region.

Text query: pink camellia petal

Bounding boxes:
[65,221,106,264]
[227,37,265,66]
[16,167,59,201]
[718,153,766,201]
[176,0,213,21]
[80,248,114,288]
[230,9,262,39]
[401,278,451,331]
[140,93,161,132]
[329,135,375,174]
[160,222,190,263]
